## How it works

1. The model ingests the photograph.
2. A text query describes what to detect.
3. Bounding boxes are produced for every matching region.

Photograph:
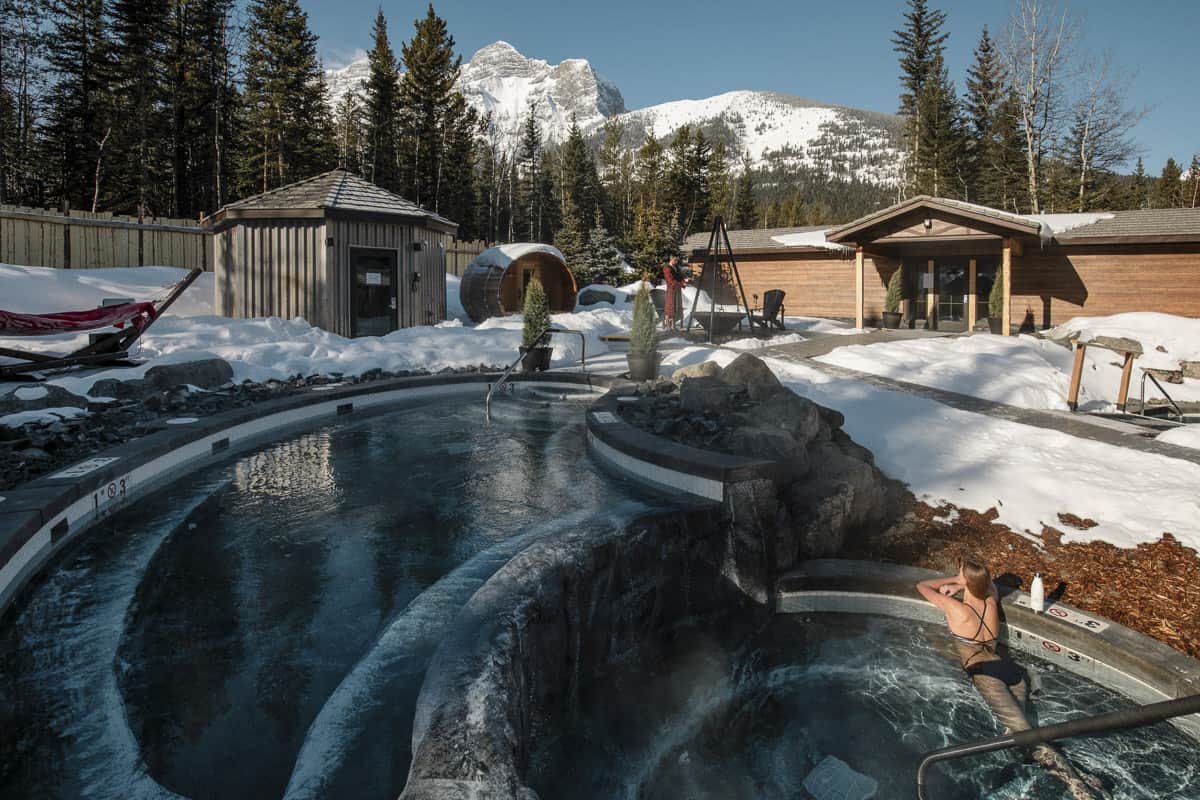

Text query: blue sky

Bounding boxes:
[309,0,1198,173]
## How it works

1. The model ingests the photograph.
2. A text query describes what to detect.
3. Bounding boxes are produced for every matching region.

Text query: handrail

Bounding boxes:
[547,327,585,366]
[916,693,1200,799]
[484,350,527,421]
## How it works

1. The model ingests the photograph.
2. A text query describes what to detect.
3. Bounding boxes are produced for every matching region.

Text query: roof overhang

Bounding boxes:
[203,206,459,235]
[827,197,1041,245]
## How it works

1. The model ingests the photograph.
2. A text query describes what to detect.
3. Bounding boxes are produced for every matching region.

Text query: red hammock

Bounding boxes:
[0,302,157,337]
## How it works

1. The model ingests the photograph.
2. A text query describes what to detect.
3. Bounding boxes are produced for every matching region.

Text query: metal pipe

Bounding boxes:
[916,693,1200,799]
[547,327,585,366]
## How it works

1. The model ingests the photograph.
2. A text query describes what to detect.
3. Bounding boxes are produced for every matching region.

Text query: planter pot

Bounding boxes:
[987,317,1004,335]
[626,352,660,382]
[882,311,902,329]
[520,346,553,372]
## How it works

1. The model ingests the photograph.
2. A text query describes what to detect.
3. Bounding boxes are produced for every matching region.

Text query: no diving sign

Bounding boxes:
[1013,596,1109,632]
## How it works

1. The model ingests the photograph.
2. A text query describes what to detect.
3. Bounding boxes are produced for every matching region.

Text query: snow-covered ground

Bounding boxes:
[817,315,1200,411]
[3,263,1198,552]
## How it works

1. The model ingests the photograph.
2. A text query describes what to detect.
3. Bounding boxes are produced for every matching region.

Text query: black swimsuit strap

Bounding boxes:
[965,598,997,642]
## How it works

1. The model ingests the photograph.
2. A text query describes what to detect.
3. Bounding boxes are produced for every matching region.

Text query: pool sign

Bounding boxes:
[50,457,121,480]
[1013,596,1109,632]
[591,412,619,424]
[92,473,133,518]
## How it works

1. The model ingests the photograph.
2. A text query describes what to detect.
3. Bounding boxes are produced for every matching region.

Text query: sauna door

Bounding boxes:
[350,249,398,337]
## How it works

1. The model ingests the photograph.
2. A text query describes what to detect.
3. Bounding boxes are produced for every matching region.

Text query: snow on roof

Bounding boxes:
[770,229,853,252]
[468,243,566,270]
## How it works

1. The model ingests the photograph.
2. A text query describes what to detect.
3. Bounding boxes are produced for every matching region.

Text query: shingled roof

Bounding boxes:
[1052,207,1200,242]
[682,225,830,253]
[208,169,456,229]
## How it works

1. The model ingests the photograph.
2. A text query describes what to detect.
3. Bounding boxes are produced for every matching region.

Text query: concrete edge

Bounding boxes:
[584,389,780,502]
[777,559,1200,740]
[0,370,618,617]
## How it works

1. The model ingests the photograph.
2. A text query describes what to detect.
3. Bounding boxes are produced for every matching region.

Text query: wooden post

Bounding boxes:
[1002,239,1013,336]
[1116,353,1135,412]
[926,259,935,326]
[967,258,977,331]
[1067,342,1087,411]
[855,246,864,329]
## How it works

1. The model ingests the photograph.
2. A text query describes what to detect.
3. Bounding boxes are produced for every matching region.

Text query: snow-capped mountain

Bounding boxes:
[323,42,902,185]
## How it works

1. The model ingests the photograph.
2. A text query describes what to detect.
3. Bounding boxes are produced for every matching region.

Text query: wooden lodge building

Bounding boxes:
[685,196,1200,333]
[205,170,457,337]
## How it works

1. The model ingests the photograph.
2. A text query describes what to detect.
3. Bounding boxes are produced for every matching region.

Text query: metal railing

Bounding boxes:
[483,328,587,421]
[916,693,1200,799]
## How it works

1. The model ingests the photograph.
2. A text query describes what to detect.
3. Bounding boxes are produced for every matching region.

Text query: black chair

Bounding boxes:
[748,289,787,331]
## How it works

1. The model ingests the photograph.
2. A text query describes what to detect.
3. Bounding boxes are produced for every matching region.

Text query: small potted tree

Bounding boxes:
[520,276,553,371]
[627,280,659,381]
[987,267,1005,334]
[882,269,903,329]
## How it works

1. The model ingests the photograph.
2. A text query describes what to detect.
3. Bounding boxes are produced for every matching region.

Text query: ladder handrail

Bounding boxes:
[483,328,586,421]
[916,693,1200,799]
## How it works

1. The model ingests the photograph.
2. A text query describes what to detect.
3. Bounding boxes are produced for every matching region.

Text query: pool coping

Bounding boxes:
[584,389,781,502]
[778,559,1200,740]
[0,369,621,617]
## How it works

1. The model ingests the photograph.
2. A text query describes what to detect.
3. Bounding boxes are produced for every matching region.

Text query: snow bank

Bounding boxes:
[0,264,214,317]
[1158,425,1200,451]
[467,243,564,269]
[1047,312,1200,370]
[0,406,90,428]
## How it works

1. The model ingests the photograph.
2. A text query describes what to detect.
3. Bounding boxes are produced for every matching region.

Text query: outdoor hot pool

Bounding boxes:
[528,613,1200,800]
[0,395,670,800]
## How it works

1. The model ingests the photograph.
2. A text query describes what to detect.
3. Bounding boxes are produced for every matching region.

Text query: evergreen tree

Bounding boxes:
[107,0,171,215]
[630,197,681,275]
[912,52,965,198]
[598,118,633,238]
[964,26,1002,204]
[1154,157,1184,208]
[439,92,479,238]
[514,101,543,240]
[892,0,948,194]
[732,153,759,229]
[634,134,666,209]
[988,89,1028,212]
[666,125,711,236]
[553,191,586,270]
[0,0,48,205]
[240,0,335,194]
[397,3,459,208]
[1186,154,1200,209]
[707,140,733,226]
[559,115,600,225]
[363,8,401,192]
[44,0,114,211]
[1126,157,1149,210]
[334,90,366,175]
[581,207,624,286]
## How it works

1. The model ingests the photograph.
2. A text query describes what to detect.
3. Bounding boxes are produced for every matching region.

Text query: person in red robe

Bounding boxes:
[662,254,689,330]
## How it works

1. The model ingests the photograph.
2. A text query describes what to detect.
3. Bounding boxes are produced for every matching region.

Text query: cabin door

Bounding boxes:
[350,248,398,337]
[935,260,969,332]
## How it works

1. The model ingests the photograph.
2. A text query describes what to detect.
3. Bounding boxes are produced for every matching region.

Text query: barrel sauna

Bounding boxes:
[459,243,578,323]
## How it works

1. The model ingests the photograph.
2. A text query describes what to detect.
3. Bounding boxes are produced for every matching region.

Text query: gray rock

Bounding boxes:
[577,287,617,306]
[753,390,822,445]
[678,376,734,415]
[18,447,51,463]
[1182,361,1200,380]
[781,439,888,563]
[671,361,722,383]
[0,383,87,413]
[144,358,233,391]
[87,378,149,399]
[724,426,810,479]
[718,353,784,400]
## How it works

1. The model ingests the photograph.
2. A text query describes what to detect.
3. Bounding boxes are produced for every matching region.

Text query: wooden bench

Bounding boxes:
[1066,335,1143,412]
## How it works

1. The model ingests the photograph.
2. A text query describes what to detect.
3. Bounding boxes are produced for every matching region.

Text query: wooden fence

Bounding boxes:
[0,205,208,270]
[447,239,488,276]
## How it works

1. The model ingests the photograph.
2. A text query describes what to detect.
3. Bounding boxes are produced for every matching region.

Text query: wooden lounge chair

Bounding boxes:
[749,289,787,331]
[0,268,202,380]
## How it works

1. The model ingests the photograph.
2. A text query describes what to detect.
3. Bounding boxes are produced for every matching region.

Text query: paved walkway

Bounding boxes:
[755,339,1200,467]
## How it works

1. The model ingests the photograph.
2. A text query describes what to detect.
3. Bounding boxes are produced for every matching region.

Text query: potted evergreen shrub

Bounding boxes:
[520,276,553,372]
[882,269,903,329]
[988,267,1005,334]
[627,281,659,381]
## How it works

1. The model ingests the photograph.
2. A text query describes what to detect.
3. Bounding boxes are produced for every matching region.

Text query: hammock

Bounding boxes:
[0,302,157,337]
[0,268,201,380]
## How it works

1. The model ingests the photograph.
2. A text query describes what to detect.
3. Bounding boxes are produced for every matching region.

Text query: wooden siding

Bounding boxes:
[877,216,1005,241]
[1,205,206,269]
[213,220,328,329]
[1012,244,1200,329]
[689,252,898,322]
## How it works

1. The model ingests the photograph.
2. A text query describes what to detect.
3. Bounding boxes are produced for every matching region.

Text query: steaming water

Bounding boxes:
[530,613,1200,799]
[0,397,669,800]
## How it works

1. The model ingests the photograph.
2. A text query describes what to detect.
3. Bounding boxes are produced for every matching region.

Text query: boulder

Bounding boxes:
[87,377,151,400]
[577,288,617,306]
[753,390,822,445]
[671,361,722,383]
[0,383,87,414]
[718,353,784,400]
[724,426,809,479]
[144,358,233,391]
[1182,361,1200,380]
[678,376,734,416]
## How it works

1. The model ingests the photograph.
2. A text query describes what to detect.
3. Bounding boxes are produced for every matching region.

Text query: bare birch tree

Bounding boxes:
[1002,0,1075,213]
[1065,52,1145,211]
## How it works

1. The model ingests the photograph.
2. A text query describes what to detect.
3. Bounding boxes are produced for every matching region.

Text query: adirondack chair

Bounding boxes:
[0,268,202,380]
[748,289,787,331]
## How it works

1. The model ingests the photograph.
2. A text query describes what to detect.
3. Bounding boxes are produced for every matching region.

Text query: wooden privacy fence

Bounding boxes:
[446,239,487,276]
[0,205,208,270]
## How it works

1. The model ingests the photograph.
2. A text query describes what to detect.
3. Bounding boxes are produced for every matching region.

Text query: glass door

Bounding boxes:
[936,262,968,332]
[350,249,398,337]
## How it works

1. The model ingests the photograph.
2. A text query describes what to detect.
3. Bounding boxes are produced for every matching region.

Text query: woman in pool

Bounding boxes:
[918,560,1103,799]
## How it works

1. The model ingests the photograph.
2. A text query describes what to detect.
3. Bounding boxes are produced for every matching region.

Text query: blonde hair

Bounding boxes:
[960,558,992,600]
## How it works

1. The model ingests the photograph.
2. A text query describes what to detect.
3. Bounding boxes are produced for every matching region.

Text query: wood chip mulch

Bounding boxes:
[843,501,1200,660]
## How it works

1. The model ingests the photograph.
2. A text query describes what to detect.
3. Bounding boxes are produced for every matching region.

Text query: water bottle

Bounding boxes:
[1030,572,1045,613]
